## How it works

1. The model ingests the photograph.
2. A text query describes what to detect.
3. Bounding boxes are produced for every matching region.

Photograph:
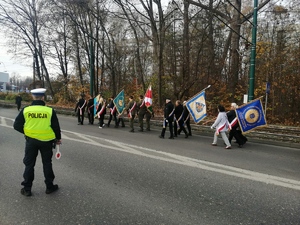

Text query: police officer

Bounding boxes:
[13,88,62,196]
[159,97,175,139]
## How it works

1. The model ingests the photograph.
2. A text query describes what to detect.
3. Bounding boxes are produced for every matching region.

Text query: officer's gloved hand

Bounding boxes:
[210,126,214,129]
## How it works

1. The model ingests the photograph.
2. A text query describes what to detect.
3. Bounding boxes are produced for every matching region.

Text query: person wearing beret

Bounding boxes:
[13,88,62,196]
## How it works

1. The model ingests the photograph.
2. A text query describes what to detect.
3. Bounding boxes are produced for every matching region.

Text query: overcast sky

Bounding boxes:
[0,0,171,80]
[0,33,33,78]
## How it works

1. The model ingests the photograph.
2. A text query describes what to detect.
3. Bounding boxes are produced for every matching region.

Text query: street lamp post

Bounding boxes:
[89,34,95,97]
[248,0,258,101]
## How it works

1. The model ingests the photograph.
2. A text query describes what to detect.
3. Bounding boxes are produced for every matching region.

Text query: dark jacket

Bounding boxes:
[174,104,184,121]
[15,96,22,104]
[227,110,236,123]
[227,110,238,128]
[96,101,106,115]
[87,98,94,114]
[75,98,87,112]
[164,101,174,122]
[107,99,114,109]
[182,105,190,120]
[13,100,61,140]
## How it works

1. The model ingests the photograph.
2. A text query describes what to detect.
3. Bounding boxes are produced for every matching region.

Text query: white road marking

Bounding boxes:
[1,116,300,191]
[61,130,300,191]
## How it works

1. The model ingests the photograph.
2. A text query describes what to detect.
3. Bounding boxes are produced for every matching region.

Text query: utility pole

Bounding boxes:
[248,0,258,101]
[32,0,36,89]
[89,35,95,97]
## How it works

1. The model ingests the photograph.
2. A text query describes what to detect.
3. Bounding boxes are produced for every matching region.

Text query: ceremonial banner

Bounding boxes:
[113,90,125,114]
[94,94,102,115]
[144,85,153,113]
[186,91,207,123]
[235,98,267,133]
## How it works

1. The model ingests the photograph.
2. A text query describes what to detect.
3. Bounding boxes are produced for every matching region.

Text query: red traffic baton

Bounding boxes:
[55,144,62,160]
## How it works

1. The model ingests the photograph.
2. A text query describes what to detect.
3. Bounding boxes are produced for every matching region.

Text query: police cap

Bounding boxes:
[31,88,46,96]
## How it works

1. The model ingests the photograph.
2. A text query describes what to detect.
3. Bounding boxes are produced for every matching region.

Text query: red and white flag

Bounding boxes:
[144,85,153,112]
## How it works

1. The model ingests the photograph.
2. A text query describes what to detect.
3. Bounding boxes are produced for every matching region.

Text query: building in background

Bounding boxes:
[0,72,9,92]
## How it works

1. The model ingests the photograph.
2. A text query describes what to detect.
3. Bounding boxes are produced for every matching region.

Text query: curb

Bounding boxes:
[1,102,299,149]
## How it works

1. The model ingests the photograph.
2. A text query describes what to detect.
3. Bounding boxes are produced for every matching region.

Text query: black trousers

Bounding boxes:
[87,111,94,124]
[185,118,192,135]
[161,119,174,138]
[108,112,117,127]
[77,111,84,124]
[229,126,247,145]
[117,118,125,127]
[16,103,21,111]
[22,138,55,191]
[178,118,192,136]
[98,114,105,127]
[174,120,188,136]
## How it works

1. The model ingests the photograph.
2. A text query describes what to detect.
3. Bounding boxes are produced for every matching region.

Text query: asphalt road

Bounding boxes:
[1,107,300,225]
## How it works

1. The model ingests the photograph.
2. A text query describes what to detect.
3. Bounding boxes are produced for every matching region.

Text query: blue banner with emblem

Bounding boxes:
[235,98,267,133]
[186,91,207,123]
[94,94,103,115]
[113,90,125,114]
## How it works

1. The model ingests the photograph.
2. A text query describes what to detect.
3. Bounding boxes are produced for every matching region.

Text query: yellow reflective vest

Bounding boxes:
[23,106,56,141]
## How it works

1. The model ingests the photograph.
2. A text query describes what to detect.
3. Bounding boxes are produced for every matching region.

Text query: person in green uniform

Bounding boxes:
[137,95,151,131]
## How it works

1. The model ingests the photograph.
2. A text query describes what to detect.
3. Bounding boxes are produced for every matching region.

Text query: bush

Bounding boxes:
[5,93,16,101]
[19,92,32,102]
[0,92,32,102]
[0,92,6,100]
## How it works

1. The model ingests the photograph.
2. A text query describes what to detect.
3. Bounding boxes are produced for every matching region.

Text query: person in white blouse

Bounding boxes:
[211,105,232,149]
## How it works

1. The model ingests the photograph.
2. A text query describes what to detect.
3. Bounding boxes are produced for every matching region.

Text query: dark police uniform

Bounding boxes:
[13,88,61,196]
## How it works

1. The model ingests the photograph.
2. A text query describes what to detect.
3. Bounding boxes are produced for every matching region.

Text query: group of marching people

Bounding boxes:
[159,98,192,139]
[158,98,247,149]
[210,103,248,149]
[75,93,153,132]
[75,94,247,149]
